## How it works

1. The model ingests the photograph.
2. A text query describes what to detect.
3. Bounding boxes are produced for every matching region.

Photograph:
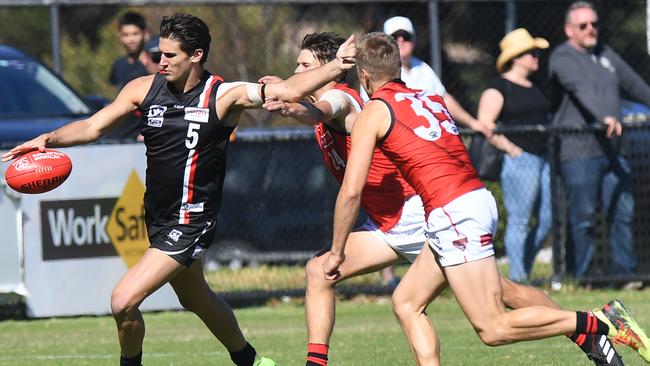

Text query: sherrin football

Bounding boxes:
[5,149,72,194]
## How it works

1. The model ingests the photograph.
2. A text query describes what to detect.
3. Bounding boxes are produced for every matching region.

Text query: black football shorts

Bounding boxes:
[149,220,217,266]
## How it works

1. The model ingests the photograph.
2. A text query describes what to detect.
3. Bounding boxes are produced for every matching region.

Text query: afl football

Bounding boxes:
[5,149,72,194]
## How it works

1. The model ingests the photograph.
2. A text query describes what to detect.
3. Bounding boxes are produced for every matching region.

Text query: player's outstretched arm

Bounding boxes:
[324,100,390,279]
[265,34,356,102]
[264,89,353,131]
[1,76,151,162]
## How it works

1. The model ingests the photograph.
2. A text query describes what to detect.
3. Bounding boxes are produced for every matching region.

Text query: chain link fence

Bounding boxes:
[1,0,650,301]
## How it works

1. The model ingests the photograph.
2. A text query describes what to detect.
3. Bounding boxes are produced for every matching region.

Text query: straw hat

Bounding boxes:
[496,28,549,72]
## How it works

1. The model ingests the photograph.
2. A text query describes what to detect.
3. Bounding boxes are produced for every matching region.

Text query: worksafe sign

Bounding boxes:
[21,144,180,317]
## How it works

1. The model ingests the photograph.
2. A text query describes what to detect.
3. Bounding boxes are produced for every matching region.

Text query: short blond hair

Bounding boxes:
[356,32,401,81]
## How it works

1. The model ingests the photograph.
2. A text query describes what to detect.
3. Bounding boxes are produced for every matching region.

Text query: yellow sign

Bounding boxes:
[106,170,148,268]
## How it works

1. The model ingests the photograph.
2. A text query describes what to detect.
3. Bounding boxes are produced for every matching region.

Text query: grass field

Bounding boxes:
[0,287,648,365]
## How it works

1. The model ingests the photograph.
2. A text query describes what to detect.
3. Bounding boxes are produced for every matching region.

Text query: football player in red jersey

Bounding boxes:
[2,14,356,366]
[263,32,625,366]
[326,32,648,365]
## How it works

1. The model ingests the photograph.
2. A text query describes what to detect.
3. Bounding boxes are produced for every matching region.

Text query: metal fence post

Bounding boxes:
[50,2,61,74]
[549,129,566,288]
[505,0,516,33]
[428,0,441,77]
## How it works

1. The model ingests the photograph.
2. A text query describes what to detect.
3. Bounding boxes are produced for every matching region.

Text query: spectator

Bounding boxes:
[477,28,552,283]
[109,12,158,89]
[549,1,650,287]
[372,16,492,288]
[105,12,159,141]
[365,16,491,137]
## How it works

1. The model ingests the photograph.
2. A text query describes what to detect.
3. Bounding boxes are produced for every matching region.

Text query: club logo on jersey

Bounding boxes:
[316,124,334,148]
[453,237,468,251]
[147,105,167,127]
[184,107,209,123]
[181,202,205,213]
[168,229,183,242]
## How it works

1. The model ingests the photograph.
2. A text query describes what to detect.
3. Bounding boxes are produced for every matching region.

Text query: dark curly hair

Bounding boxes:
[300,32,346,64]
[160,13,211,64]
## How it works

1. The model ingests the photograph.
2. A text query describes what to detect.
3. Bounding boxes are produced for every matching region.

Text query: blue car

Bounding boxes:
[0,45,101,148]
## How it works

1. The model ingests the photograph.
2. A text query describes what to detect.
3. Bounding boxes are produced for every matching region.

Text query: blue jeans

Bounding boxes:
[561,156,636,278]
[501,152,552,282]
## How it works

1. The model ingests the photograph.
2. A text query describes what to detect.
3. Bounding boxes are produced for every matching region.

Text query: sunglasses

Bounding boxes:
[390,30,413,42]
[576,21,598,31]
[150,51,162,63]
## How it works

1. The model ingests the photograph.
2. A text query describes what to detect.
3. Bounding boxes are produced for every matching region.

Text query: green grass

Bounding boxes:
[0,289,649,365]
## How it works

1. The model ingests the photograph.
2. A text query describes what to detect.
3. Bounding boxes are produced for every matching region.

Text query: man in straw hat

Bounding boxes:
[483,28,624,365]
[549,1,650,289]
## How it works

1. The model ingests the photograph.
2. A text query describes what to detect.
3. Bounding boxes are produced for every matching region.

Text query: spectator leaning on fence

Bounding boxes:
[477,28,552,283]
[549,1,650,287]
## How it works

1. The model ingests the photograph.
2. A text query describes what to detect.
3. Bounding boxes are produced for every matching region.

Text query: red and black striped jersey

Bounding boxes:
[314,83,416,232]
[372,80,483,218]
[139,72,234,234]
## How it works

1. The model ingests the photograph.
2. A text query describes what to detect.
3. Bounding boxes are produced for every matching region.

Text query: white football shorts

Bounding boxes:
[425,188,498,267]
[360,194,427,263]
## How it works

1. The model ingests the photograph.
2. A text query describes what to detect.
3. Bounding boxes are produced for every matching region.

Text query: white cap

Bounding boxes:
[383,16,415,36]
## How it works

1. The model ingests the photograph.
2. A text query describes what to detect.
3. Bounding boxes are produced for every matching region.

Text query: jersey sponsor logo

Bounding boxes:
[167,229,183,242]
[147,105,167,127]
[184,107,209,123]
[174,104,185,109]
[181,202,205,213]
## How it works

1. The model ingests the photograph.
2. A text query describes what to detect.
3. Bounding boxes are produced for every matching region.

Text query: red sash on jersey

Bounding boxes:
[314,84,415,232]
[372,80,484,218]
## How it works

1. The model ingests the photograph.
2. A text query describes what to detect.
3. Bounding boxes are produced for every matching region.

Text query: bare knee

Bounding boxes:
[391,290,424,322]
[305,257,333,288]
[475,323,511,346]
[110,287,139,321]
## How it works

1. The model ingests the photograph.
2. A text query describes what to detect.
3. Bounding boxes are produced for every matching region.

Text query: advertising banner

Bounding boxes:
[21,144,182,317]
[0,156,22,295]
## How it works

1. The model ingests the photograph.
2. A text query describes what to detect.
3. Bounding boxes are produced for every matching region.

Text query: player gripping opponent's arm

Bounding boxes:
[262,88,357,132]
[213,34,356,122]
[1,76,153,162]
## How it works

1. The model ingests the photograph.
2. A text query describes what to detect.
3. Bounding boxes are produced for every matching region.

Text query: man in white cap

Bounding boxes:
[364,16,491,138]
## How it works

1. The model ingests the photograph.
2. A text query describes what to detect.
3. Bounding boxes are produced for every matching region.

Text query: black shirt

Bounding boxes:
[487,76,550,155]
[139,72,235,236]
[109,56,149,90]
[105,56,150,140]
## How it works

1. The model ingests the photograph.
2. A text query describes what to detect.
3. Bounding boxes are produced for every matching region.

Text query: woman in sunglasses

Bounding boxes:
[477,28,552,284]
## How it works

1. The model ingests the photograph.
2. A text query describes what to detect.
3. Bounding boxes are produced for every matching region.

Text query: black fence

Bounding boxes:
[207,123,650,288]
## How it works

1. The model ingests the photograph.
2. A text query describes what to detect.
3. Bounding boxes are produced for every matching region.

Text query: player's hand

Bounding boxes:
[258,75,284,84]
[1,135,48,162]
[336,34,356,70]
[263,100,293,117]
[603,116,622,138]
[323,252,345,281]
[473,120,493,139]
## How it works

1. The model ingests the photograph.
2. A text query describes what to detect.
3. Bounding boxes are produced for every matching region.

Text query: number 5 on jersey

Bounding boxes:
[186,123,201,149]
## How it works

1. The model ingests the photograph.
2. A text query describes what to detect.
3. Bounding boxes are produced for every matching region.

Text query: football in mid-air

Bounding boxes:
[5,149,72,194]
